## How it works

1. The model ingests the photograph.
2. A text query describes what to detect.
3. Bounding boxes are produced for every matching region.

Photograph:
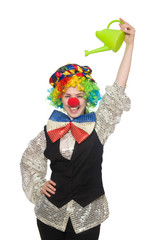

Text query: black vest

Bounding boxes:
[44,125,105,208]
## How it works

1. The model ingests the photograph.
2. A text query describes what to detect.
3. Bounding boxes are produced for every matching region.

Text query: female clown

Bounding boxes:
[20,19,135,240]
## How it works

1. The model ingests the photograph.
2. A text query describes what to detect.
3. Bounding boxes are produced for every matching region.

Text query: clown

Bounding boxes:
[20,19,135,240]
[48,64,101,114]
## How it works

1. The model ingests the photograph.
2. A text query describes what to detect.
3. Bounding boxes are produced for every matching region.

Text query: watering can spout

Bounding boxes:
[85,45,110,56]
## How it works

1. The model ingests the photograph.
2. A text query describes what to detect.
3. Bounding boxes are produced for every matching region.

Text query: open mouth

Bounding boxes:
[69,106,80,114]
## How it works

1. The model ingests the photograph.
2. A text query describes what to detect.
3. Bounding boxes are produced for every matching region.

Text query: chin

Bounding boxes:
[67,108,85,119]
[68,112,81,119]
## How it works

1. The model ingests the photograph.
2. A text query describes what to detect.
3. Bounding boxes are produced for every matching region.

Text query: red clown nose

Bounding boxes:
[68,97,80,107]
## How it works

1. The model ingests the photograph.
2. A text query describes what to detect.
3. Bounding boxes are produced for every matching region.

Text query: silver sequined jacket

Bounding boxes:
[20,82,131,234]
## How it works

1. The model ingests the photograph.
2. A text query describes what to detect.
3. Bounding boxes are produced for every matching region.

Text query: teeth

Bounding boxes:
[70,107,79,110]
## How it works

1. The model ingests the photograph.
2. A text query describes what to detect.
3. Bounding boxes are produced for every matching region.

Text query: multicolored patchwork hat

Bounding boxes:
[49,63,95,88]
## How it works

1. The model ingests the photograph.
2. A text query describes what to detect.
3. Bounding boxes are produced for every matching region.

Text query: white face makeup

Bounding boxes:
[62,86,87,119]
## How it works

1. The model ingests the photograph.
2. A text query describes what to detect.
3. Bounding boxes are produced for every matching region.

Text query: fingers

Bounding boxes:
[119,18,135,35]
[119,18,130,26]
[120,18,133,28]
[41,180,56,197]
[120,26,135,35]
[49,180,56,186]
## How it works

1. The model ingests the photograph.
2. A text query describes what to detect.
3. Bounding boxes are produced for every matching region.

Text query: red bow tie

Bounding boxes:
[46,110,96,144]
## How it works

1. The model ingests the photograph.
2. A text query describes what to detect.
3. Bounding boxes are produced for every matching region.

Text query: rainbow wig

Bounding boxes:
[47,64,101,112]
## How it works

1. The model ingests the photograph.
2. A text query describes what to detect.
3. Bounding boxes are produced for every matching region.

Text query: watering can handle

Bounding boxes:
[107,20,123,29]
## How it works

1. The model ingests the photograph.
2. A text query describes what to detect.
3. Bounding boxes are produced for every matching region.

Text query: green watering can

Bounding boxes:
[85,20,125,56]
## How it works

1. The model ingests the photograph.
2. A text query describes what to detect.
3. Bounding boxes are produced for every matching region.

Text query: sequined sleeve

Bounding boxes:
[20,130,47,205]
[95,82,131,145]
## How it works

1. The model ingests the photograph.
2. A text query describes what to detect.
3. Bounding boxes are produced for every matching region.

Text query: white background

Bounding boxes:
[1,0,159,239]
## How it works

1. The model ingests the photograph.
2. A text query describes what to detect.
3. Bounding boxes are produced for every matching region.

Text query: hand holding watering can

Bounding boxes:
[119,18,135,45]
[85,18,135,56]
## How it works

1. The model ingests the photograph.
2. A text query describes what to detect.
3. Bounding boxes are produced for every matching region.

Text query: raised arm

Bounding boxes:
[95,18,135,145]
[115,18,135,88]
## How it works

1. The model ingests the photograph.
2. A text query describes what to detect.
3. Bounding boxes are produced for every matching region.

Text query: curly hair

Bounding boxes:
[47,64,101,112]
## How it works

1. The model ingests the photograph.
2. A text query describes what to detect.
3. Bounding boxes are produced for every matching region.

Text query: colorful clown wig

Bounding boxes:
[47,64,101,112]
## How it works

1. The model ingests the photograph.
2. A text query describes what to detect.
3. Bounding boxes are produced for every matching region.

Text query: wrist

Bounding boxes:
[126,42,134,50]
